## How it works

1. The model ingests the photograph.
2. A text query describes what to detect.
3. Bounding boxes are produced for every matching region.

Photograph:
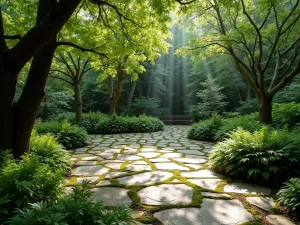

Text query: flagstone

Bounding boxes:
[188,179,223,190]
[73,166,109,176]
[138,184,193,205]
[154,199,254,225]
[173,157,207,164]
[75,161,97,166]
[224,183,271,195]
[155,162,190,171]
[137,152,161,158]
[126,164,152,171]
[92,187,131,206]
[118,171,173,185]
[246,197,275,211]
[182,170,219,178]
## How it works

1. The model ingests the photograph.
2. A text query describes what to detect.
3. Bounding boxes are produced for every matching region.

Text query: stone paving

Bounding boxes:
[66,126,296,225]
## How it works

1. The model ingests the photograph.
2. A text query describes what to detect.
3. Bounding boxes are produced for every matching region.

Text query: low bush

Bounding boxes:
[56,112,108,134]
[273,103,300,128]
[95,115,164,134]
[278,178,300,214]
[0,154,64,223]
[30,131,71,173]
[214,113,261,141]
[35,120,87,149]
[210,127,300,185]
[188,113,261,141]
[188,113,223,141]
[7,182,133,225]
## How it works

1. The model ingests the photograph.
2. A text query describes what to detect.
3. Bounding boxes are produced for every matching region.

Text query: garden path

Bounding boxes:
[67,126,295,225]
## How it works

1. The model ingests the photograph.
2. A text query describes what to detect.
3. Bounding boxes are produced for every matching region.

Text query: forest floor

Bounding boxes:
[65,126,297,225]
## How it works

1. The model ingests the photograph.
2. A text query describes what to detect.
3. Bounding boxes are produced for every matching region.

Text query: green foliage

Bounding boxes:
[278,178,300,213]
[210,127,300,185]
[273,103,300,128]
[195,74,228,116]
[6,182,133,225]
[129,97,168,116]
[188,113,261,141]
[188,104,211,122]
[34,120,87,149]
[56,112,108,134]
[235,98,258,115]
[79,113,108,134]
[215,114,261,141]
[188,113,223,141]
[95,115,164,134]
[0,154,64,223]
[30,131,71,173]
[127,115,164,133]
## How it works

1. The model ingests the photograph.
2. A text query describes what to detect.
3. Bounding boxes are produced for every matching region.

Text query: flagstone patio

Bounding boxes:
[66,126,295,225]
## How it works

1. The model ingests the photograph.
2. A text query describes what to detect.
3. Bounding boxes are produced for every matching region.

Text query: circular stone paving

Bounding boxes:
[68,126,294,225]
[138,184,193,205]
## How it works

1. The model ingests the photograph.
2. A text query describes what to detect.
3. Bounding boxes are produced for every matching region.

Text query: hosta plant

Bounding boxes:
[210,127,300,185]
[278,178,300,213]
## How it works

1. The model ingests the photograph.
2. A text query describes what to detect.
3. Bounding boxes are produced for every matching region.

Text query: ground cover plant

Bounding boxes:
[209,127,300,185]
[34,120,88,149]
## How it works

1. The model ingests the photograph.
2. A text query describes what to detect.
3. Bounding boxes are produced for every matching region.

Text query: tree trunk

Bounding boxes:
[14,39,57,158]
[109,73,124,115]
[127,80,137,109]
[74,82,83,123]
[0,69,17,152]
[257,95,273,124]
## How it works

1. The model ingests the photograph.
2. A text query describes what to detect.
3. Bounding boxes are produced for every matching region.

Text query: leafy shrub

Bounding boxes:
[0,154,64,223]
[7,182,133,225]
[278,178,300,213]
[273,103,300,128]
[188,104,211,122]
[235,98,258,115]
[188,113,261,141]
[95,116,130,134]
[56,112,108,134]
[30,131,71,173]
[95,115,164,134]
[128,115,164,132]
[210,127,300,185]
[215,113,261,141]
[35,120,87,149]
[188,113,223,141]
[79,112,107,134]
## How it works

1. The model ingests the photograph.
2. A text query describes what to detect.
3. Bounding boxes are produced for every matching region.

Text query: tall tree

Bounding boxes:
[51,52,92,123]
[178,0,300,124]
[0,0,175,157]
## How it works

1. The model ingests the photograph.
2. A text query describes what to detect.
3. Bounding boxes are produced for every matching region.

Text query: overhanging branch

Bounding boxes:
[4,34,22,40]
[56,41,106,58]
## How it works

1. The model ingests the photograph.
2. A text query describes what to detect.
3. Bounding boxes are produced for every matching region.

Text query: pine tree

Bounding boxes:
[196,74,228,116]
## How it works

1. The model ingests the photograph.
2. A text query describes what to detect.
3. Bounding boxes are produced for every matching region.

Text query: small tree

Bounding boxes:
[196,74,227,116]
[50,52,92,123]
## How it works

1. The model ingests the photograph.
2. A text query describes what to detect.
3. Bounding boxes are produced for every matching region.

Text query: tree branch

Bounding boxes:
[175,0,196,5]
[49,74,74,85]
[4,34,22,40]
[57,41,106,57]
